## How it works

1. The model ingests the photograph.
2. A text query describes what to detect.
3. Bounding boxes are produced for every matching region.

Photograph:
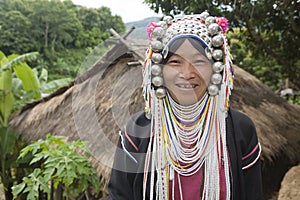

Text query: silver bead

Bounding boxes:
[151,40,163,52]
[205,16,216,26]
[156,21,167,29]
[155,87,166,98]
[152,27,165,39]
[163,16,173,24]
[152,76,164,87]
[211,73,223,84]
[208,84,219,96]
[151,64,162,76]
[212,35,224,47]
[200,11,210,21]
[151,53,163,63]
[208,23,222,36]
[212,62,224,73]
[212,49,223,60]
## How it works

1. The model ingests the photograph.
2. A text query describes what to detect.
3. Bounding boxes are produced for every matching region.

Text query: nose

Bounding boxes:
[178,61,196,80]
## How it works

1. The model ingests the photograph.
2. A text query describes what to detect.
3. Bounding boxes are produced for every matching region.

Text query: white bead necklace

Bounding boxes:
[163,92,215,176]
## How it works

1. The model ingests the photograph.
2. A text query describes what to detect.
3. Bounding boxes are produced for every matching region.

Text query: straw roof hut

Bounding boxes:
[9,32,300,199]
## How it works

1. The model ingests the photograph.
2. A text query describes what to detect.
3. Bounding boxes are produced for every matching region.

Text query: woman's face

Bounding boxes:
[163,39,213,105]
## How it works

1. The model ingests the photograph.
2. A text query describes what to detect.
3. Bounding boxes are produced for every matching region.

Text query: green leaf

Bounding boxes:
[39,68,48,84]
[0,69,12,91]
[0,51,8,68]
[12,182,26,198]
[40,77,70,94]
[1,52,39,71]
[29,153,44,165]
[0,91,14,126]
[0,127,16,161]
[13,63,40,93]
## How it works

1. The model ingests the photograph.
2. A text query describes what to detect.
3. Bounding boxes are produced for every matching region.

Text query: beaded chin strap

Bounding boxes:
[142,11,234,200]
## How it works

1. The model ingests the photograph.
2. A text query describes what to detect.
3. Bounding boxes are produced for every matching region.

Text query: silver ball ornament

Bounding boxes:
[200,11,210,21]
[155,87,166,98]
[151,65,162,76]
[151,53,163,63]
[205,16,216,26]
[152,76,164,87]
[156,21,167,29]
[212,35,224,47]
[212,62,224,73]
[211,73,223,85]
[163,16,173,24]
[212,49,223,61]
[151,40,163,52]
[208,23,222,36]
[152,27,165,39]
[208,84,219,96]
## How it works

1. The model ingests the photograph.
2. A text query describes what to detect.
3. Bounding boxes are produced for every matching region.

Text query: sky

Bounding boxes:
[71,0,161,23]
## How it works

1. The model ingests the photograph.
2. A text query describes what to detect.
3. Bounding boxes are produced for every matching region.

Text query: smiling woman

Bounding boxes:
[107,11,262,200]
[71,0,160,22]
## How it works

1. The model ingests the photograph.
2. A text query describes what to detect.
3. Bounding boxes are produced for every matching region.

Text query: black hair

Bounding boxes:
[162,36,212,64]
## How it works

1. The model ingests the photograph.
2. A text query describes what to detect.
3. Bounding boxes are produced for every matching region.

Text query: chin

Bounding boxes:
[174,98,199,106]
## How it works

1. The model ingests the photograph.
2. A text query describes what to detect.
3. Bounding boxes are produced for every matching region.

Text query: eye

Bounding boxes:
[167,57,181,65]
[193,58,210,67]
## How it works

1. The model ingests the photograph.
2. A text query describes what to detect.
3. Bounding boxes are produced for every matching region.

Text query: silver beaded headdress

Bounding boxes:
[143,11,234,117]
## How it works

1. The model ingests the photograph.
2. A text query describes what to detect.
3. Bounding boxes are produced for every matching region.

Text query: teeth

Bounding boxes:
[178,84,196,88]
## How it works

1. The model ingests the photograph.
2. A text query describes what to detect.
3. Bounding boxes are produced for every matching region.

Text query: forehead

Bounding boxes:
[171,39,207,59]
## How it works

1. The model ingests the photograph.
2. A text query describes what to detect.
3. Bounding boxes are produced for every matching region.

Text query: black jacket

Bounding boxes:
[107,109,262,200]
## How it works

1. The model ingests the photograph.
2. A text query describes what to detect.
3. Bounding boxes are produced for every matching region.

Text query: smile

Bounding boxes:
[176,84,198,89]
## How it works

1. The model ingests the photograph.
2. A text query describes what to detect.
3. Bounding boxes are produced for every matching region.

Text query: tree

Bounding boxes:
[144,0,300,92]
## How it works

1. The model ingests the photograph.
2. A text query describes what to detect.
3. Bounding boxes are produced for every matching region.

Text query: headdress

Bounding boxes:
[142,11,234,200]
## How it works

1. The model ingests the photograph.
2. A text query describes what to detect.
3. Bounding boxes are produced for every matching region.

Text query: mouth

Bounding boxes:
[176,83,198,89]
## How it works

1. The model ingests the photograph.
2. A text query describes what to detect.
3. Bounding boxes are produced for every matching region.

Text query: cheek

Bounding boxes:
[196,68,213,84]
[162,66,178,81]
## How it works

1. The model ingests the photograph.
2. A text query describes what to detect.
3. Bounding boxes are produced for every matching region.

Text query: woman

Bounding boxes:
[107,11,262,200]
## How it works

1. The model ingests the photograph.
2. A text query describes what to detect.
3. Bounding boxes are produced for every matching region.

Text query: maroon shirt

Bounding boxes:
[169,165,227,200]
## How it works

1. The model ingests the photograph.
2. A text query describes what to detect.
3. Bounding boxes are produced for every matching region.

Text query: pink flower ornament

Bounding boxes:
[216,17,229,33]
[147,22,158,39]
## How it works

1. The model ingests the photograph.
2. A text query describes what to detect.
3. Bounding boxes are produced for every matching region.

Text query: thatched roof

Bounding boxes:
[9,36,300,199]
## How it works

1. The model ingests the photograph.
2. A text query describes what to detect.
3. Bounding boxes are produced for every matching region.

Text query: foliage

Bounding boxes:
[144,0,300,96]
[0,50,71,199]
[0,0,126,80]
[12,134,100,200]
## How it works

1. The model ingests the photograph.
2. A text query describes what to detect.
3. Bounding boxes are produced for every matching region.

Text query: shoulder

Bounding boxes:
[228,108,255,128]
[228,108,261,170]
[125,111,151,138]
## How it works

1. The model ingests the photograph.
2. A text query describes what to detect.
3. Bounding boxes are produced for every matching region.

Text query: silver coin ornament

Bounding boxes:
[212,49,223,60]
[151,53,163,63]
[208,84,219,96]
[155,87,166,98]
[151,40,163,52]
[151,65,162,76]
[211,73,223,85]
[152,76,164,87]
[212,34,224,47]
[213,62,224,73]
